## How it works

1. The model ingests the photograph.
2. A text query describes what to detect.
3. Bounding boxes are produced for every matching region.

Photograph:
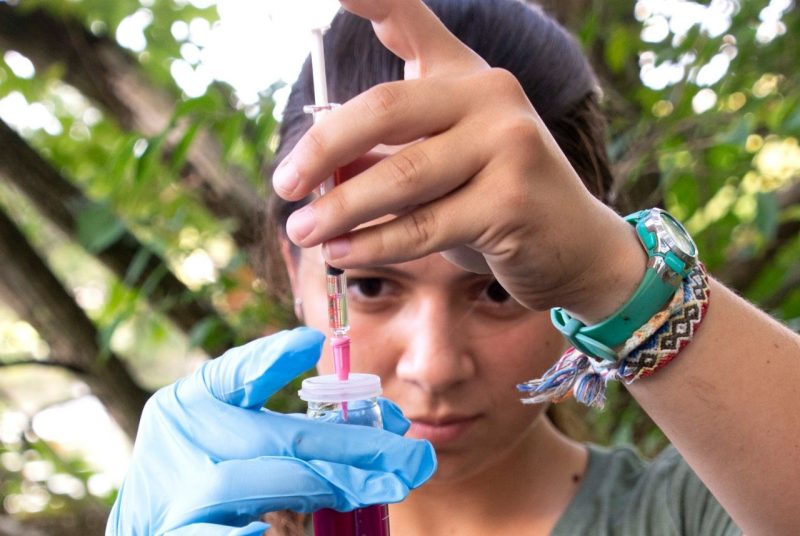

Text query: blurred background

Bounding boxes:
[0,0,798,533]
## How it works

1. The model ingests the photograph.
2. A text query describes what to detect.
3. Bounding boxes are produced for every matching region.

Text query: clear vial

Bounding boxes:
[299,374,390,536]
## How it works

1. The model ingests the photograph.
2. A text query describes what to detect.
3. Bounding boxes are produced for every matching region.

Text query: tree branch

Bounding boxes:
[0,119,238,356]
[0,3,263,252]
[0,206,149,439]
[0,354,87,375]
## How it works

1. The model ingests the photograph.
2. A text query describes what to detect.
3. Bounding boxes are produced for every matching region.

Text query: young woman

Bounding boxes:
[108,1,800,534]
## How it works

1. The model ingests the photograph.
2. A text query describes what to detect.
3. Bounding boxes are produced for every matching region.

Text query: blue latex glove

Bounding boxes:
[106,327,436,535]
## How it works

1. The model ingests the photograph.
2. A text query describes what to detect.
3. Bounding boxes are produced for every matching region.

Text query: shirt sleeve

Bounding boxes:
[655,446,741,536]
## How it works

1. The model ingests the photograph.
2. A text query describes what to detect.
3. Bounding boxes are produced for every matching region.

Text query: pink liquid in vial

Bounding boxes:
[312,504,390,536]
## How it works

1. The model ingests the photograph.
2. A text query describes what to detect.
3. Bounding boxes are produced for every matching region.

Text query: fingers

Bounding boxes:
[189,327,324,409]
[323,185,488,268]
[273,77,468,201]
[378,398,411,435]
[165,521,269,536]
[170,456,423,525]
[147,386,434,477]
[285,125,485,246]
[270,414,437,485]
[339,0,485,77]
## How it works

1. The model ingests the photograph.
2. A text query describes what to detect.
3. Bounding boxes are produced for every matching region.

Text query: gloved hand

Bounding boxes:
[106,327,436,535]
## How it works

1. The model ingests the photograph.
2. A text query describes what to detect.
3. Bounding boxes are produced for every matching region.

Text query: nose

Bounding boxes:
[394,296,476,394]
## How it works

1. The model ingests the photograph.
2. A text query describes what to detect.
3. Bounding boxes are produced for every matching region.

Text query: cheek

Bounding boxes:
[345,322,400,378]
[486,315,566,384]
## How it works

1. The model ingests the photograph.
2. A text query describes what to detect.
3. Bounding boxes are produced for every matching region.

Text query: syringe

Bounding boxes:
[327,263,351,381]
[305,24,352,394]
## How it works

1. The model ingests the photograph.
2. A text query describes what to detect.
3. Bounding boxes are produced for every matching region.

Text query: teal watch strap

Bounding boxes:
[550,208,698,362]
[580,267,675,346]
[551,267,676,361]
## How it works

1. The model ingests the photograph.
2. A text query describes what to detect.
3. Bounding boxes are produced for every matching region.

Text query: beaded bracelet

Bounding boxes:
[517,263,711,408]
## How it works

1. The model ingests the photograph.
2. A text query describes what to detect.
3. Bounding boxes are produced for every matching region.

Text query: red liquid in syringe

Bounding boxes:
[327,265,348,335]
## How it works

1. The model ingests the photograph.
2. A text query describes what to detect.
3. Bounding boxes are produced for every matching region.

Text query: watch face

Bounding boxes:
[661,213,696,256]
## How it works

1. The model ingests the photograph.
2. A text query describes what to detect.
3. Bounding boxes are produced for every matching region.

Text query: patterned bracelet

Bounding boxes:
[517,263,711,408]
[617,264,710,382]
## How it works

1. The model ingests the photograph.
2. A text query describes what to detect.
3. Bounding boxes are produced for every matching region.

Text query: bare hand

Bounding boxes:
[273,0,642,320]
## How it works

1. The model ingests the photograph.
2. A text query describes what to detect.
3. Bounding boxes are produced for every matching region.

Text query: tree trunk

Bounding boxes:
[0,120,236,356]
[0,208,149,439]
[0,3,263,252]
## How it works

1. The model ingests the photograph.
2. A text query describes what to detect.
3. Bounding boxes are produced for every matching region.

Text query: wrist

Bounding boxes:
[565,214,648,325]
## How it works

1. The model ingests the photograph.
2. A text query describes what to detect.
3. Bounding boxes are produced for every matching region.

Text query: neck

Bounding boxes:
[390,417,587,536]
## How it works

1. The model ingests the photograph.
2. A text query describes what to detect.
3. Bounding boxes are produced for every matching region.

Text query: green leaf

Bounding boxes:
[254,110,277,157]
[123,247,153,287]
[138,262,168,298]
[96,313,128,362]
[605,26,635,74]
[782,102,800,135]
[135,132,166,185]
[108,136,138,187]
[219,112,245,159]
[187,316,225,351]
[704,144,741,171]
[76,203,126,253]
[174,93,223,119]
[715,115,753,146]
[754,192,779,241]
[170,122,201,174]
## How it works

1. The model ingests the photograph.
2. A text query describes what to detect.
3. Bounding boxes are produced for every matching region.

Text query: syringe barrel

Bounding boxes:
[326,266,349,335]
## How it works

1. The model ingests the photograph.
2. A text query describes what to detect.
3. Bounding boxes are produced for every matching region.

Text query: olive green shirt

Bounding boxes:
[304,444,741,535]
[552,444,742,535]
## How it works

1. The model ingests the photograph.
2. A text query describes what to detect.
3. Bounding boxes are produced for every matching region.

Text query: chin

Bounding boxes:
[423,448,492,485]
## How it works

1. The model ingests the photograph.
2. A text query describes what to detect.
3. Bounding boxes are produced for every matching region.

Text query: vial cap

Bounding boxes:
[298,373,382,403]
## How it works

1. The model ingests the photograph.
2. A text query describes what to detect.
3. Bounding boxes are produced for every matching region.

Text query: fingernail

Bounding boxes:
[273,158,299,196]
[287,206,316,241]
[324,237,351,260]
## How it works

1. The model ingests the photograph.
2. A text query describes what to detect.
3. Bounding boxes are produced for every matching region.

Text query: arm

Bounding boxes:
[627,277,800,535]
[570,217,800,534]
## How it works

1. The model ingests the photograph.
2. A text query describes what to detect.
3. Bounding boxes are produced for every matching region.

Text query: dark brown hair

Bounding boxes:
[264,0,614,300]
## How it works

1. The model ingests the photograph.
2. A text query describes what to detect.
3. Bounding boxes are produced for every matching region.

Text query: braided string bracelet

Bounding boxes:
[517,263,711,408]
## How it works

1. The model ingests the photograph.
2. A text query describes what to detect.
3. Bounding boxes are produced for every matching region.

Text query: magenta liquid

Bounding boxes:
[313,504,390,536]
[299,376,389,536]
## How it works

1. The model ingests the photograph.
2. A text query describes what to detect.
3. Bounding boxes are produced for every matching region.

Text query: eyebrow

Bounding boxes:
[348,265,492,284]
[348,266,410,279]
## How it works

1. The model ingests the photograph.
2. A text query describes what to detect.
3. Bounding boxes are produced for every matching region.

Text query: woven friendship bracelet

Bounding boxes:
[517,263,711,408]
[618,264,710,382]
[618,284,685,357]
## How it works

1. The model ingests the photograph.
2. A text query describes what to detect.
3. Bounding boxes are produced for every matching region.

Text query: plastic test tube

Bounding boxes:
[299,373,391,536]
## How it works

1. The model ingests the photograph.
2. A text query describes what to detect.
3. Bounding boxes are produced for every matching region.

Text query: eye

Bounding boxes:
[348,277,390,300]
[482,279,511,304]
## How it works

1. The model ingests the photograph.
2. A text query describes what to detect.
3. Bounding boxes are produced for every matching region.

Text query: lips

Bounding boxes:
[407,415,481,445]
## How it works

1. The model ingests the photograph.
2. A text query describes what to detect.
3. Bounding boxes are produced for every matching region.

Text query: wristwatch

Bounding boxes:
[551,208,699,361]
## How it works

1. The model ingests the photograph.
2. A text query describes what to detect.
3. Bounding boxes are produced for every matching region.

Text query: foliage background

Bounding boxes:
[0,0,798,533]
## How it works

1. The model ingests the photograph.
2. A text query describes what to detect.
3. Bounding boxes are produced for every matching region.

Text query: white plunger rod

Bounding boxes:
[310,26,329,107]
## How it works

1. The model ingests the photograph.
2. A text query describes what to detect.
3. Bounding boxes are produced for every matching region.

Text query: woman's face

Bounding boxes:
[284,244,566,482]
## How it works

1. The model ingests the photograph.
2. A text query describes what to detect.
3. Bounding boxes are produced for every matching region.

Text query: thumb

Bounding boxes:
[198,327,324,409]
[340,0,486,78]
